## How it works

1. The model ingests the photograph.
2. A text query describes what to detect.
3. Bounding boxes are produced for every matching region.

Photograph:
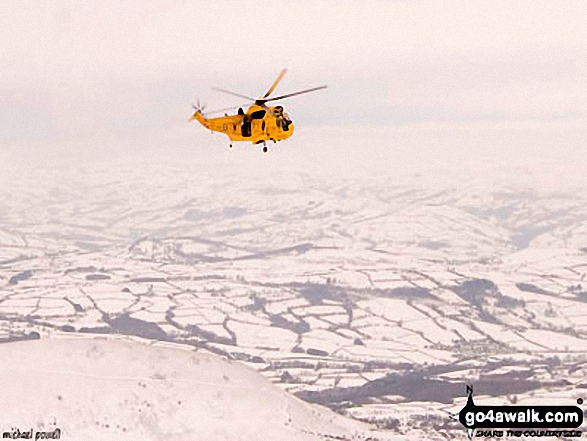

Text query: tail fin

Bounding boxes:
[189,109,210,128]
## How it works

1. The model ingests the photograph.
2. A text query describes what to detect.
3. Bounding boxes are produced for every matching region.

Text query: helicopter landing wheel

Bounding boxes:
[263,146,268,153]
[229,144,232,148]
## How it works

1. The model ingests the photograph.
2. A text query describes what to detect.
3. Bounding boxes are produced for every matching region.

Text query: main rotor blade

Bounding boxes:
[203,104,250,116]
[264,85,327,102]
[263,68,287,99]
[211,87,256,101]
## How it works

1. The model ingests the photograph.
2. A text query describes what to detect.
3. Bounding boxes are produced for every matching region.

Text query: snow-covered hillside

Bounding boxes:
[0,336,378,441]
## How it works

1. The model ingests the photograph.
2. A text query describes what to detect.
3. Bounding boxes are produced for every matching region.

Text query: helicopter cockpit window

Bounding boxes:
[281,112,291,131]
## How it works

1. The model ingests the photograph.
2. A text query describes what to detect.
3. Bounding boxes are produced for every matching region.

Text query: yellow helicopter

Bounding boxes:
[189,69,326,152]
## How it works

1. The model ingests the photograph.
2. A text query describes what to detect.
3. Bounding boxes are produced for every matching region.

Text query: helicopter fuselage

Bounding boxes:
[191,104,294,145]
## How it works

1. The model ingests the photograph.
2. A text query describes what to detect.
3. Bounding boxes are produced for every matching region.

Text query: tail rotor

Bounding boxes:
[192,99,206,113]
[190,99,207,121]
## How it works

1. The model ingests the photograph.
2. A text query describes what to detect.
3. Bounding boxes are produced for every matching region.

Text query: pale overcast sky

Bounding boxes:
[1,0,585,167]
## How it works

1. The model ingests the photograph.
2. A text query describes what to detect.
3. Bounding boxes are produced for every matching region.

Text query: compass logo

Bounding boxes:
[455,385,583,439]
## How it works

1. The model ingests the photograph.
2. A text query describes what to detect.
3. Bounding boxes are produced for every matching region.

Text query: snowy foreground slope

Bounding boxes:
[0,335,382,441]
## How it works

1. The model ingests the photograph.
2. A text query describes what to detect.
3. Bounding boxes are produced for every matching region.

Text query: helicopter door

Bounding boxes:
[241,117,252,137]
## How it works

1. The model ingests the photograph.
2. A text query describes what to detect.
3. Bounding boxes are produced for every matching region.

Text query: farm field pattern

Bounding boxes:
[1,156,587,438]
